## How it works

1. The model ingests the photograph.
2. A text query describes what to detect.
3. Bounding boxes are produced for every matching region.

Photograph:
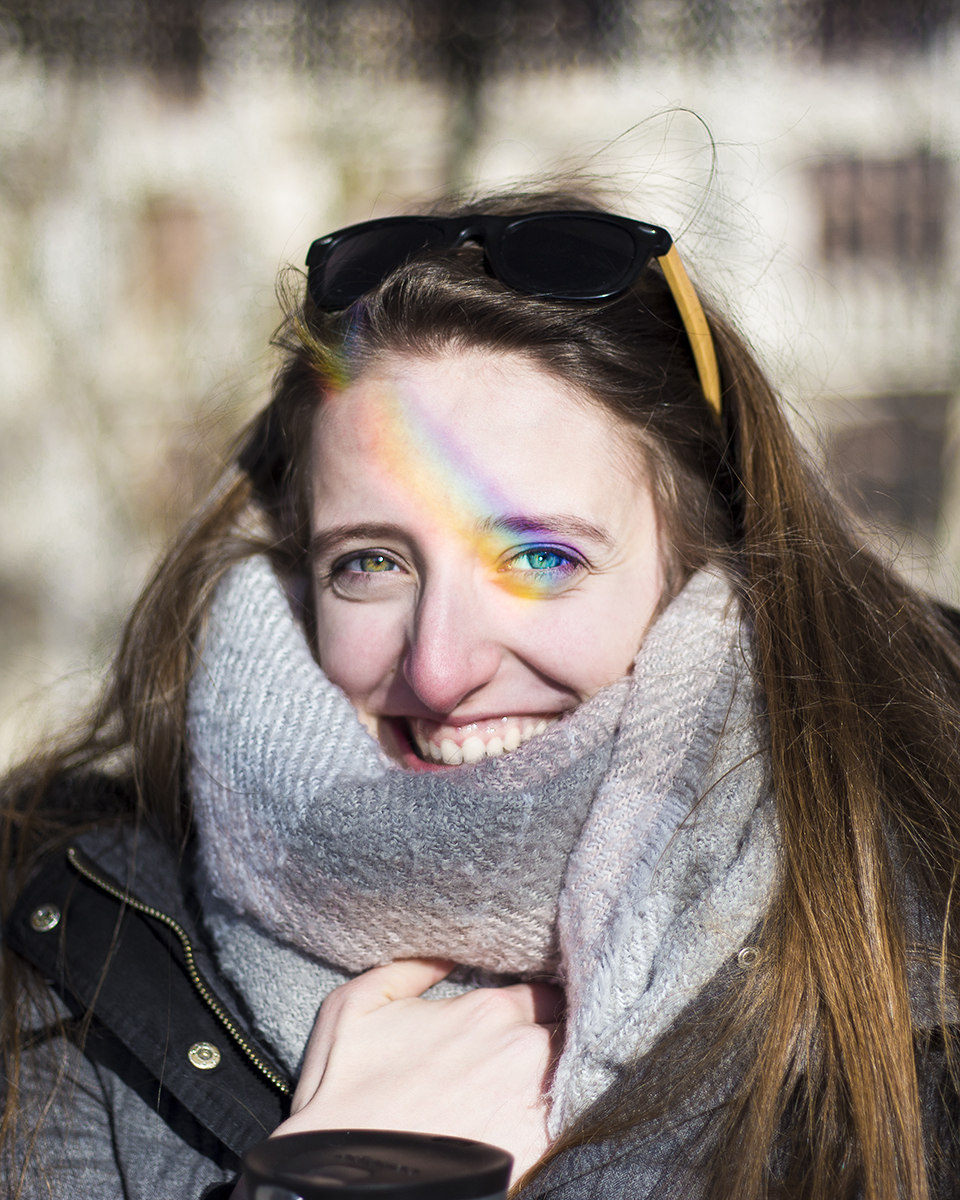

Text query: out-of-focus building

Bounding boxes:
[0,0,957,765]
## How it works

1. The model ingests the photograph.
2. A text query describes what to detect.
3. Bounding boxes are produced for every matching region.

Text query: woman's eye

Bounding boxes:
[347,554,401,573]
[327,551,408,598]
[499,546,585,595]
[510,549,572,572]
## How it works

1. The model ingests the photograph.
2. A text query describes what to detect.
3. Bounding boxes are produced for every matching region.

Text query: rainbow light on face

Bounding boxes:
[346,373,577,601]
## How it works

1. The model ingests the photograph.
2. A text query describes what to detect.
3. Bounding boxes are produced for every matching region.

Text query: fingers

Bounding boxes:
[291,962,568,1133]
[292,958,456,1113]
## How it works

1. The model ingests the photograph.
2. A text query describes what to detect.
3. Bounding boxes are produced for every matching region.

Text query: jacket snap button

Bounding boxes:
[29,905,61,932]
[188,1042,221,1070]
[737,946,760,969]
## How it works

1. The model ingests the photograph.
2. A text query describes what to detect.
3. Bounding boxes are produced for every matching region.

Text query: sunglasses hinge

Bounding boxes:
[450,223,490,249]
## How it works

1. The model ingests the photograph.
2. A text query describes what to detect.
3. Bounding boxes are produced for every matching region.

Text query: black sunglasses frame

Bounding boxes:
[304,211,720,417]
[306,211,674,306]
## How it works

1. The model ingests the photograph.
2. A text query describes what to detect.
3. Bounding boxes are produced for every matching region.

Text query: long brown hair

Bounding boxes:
[4,185,960,1199]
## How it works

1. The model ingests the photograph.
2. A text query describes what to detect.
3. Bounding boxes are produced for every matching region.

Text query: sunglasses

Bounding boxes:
[305,211,721,418]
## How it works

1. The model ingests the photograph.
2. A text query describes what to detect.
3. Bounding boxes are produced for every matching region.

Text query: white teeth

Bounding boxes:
[440,738,463,765]
[461,736,486,764]
[411,715,560,766]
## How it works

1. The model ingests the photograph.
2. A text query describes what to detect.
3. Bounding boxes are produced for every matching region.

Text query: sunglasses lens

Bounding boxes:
[497,216,639,298]
[310,223,449,308]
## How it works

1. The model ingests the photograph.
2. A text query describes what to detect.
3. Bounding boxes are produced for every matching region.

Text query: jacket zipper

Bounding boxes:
[67,845,291,1097]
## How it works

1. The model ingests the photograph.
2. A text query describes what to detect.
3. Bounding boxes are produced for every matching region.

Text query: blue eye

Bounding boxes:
[510,549,573,572]
[499,546,585,596]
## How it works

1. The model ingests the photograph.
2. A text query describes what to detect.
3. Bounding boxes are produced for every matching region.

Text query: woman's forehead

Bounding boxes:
[311,348,647,522]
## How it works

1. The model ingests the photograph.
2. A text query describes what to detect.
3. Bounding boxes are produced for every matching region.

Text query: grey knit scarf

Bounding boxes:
[188,557,779,1128]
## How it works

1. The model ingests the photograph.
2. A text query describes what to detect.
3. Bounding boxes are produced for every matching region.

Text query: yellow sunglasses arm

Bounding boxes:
[657,245,722,420]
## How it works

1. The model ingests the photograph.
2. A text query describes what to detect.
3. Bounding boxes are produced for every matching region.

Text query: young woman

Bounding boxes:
[3,186,960,1200]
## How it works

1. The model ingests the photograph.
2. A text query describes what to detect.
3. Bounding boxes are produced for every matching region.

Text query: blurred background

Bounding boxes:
[0,0,958,766]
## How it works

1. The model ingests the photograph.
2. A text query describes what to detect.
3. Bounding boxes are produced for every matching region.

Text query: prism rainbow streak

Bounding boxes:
[351,376,575,601]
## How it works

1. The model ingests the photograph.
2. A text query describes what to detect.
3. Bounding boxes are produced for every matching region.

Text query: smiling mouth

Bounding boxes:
[405,714,561,765]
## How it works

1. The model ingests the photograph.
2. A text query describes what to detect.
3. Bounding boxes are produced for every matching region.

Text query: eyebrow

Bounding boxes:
[310,523,409,560]
[475,514,614,548]
[310,514,614,561]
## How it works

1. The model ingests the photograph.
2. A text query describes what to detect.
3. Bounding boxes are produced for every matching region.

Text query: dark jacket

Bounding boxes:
[6,776,960,1199]
[5,801,288,1199]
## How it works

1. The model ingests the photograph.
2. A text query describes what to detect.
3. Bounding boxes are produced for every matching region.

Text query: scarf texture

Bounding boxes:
[188,556,778,1128]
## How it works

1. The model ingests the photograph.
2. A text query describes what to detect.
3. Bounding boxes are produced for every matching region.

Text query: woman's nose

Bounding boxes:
[402,576,503,715]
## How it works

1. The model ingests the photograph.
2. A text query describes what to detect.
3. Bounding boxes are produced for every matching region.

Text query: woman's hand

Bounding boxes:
[272,958,564,1179]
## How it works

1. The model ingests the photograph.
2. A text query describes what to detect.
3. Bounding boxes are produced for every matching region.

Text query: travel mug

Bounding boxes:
[242,1129,513,1200]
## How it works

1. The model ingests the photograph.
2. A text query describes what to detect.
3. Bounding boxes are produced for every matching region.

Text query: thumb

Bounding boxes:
[355,957,456,1006]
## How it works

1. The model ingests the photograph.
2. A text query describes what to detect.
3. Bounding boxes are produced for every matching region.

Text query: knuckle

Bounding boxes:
[464,987,516,1022]
[335,987,372,1017]
[504,1024,552,1065]
[511,1020,550,1048]
[323,978,375,1021]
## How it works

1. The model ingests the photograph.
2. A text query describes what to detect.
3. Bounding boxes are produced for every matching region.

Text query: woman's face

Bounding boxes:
[309,348,666,769]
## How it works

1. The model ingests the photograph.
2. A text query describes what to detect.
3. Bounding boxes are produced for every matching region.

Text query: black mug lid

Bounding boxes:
[243,1129,513,1200]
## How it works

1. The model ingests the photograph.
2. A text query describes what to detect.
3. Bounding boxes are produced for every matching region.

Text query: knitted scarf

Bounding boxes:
[188,556,779,1128]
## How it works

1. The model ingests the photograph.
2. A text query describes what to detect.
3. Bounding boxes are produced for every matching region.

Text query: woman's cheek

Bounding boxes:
[519,588,652,699]
[316,599,408,700]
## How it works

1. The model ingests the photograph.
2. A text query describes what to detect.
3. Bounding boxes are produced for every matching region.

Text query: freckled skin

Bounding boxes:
[310,347,666,760]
